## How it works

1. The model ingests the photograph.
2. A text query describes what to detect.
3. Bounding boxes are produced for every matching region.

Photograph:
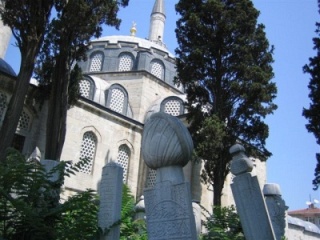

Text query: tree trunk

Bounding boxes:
[212,154,230,206]
[0,43,40,161]
[44,54,69,161]
[213,172,224,206]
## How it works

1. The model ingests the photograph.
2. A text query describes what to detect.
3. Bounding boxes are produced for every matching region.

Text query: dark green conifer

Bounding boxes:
[175,0,277,205]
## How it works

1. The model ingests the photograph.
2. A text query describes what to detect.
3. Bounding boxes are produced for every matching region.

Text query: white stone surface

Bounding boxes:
[98,163,123,239]
[0,1,11,59]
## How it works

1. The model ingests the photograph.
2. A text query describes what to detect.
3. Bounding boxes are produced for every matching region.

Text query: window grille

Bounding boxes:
[119,54,133,71]
[79,131,97,174]
[109,88,125,113]
[116,145,130,183]
[17,110,30,131]
[89,53,103,72]
[0,92,7,121]
[146,169,157,188]
[79,79,92,99]
[151,61,163,79]
[164,100,182,116]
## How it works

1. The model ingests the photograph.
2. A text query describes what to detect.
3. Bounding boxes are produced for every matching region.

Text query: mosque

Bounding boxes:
[1,0,319,238]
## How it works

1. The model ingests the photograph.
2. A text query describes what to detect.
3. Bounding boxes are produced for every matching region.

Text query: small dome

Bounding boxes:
[0,58,16,77]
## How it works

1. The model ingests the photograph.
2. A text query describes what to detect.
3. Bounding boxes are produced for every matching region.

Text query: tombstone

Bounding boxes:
[28,147,41,163]
[135,195,146,220]
[229,144,276,240]
[40,159,60,205]
[142,112,198,240]
[263,183,287,240]
[98,162,123,240]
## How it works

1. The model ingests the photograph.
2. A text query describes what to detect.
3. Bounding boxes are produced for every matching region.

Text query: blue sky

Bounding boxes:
[4,0,320,210]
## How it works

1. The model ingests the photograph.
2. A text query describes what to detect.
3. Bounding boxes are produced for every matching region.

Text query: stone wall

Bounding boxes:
[0,1,11,59]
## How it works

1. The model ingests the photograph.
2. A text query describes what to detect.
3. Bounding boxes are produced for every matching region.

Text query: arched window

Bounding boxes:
[12,109,32,153]
[146,169,157,188]
[79,78,95,100]
[116,144,131,183]
[89,52,104,72]
[105,84,128,115]
[79,131,97,174]
[150,59,164,79]
[118,53,134,71]
[17,109,31,131]
[160,97,184,116]
[0,92,7,122]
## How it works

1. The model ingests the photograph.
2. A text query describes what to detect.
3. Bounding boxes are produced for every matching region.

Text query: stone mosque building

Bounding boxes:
[3,0,318,238]
[0,0,265,221]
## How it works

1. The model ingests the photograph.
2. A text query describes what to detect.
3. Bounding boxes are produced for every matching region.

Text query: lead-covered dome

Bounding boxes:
[0,58,16,77]
[77,35,177,88]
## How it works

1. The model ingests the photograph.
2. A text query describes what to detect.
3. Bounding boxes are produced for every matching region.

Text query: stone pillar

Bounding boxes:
[40,159,60,204]
[229,144,276,240]
[98,162,123,240]
[135,195,146,220]
[263,183,287,240]
[142,112,197,240]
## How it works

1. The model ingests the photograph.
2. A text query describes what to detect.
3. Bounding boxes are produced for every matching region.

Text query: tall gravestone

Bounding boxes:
[142,112,198,240]
[98,162,123,240]
[229,144,276,240]
[263,183,287,240]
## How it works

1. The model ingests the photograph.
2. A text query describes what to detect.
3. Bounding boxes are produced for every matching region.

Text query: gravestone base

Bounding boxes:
[144,181,197,240]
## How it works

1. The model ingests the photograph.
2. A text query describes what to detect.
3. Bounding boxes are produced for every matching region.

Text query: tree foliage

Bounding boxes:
[0,0,54,161]
[0,0,129,161]
[201,205,244,240]
[0,149,147,239]
[35,0,129,161]
[0,149,99,240]
[303,1,320,189]
[40,0,129,161]
[119,185,147,240]
[175,0,277,205]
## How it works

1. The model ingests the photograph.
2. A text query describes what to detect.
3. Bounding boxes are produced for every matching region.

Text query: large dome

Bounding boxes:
[0,58,16,77]
[91,35,175,58]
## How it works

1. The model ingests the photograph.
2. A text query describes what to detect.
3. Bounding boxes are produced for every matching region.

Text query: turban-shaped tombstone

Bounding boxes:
[142,112,197,240]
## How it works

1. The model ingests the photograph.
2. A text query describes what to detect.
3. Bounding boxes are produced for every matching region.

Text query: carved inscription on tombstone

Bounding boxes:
[144,181,197,240]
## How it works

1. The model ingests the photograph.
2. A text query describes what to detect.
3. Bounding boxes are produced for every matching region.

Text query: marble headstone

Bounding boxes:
[142,112,197,240]
[229,144,276,240]
[98,162,123,240]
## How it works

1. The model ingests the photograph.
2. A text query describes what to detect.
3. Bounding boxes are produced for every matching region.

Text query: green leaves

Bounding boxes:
[201,205,244,240]
[0,149,99,240]
[303,20,320,189]
[119,185,147,240]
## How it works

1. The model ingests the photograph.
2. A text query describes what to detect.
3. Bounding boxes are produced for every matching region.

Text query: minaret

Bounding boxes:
[0,0,12,59]
[148,0,166,45]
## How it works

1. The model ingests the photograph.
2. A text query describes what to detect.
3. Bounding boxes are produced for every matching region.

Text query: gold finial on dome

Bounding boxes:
[130,21,137,36]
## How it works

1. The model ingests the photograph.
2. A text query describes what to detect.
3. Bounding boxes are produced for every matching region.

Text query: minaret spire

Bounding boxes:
[0,0,11,58]
[148,0,166,46]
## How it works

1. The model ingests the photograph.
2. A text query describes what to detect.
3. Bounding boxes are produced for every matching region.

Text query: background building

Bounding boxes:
[0,0,271,233]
